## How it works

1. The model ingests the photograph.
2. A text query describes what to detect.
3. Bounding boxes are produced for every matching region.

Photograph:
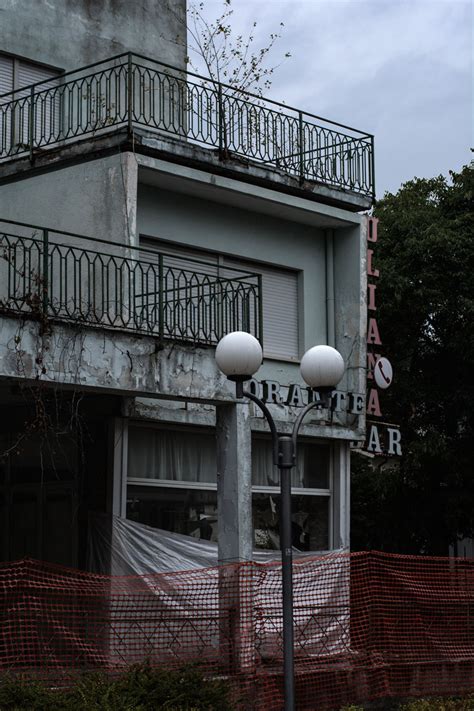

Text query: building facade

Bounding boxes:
[0,0,372,570]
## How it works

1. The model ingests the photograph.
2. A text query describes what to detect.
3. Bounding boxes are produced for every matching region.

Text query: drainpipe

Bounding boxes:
[325,230,336,347]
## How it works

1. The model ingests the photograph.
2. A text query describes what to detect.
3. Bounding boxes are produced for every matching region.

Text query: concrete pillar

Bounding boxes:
[216,402,253,564]
[332,441,350,550]
[216,402,254,674]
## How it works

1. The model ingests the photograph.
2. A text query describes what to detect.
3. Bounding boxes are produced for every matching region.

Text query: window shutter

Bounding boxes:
[139,237,219,341]
[140,237,218,276]
[0,55,13,156]
[139,238,299,355]
[18,60,60,147]
[0,55,13,96]
[17,60,59,90]
[224,257,299,360]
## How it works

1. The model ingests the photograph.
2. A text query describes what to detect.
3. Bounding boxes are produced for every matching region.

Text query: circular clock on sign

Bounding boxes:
[374,357,393,389]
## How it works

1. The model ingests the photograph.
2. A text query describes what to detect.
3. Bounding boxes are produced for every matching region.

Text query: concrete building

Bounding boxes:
[0,0,372,570]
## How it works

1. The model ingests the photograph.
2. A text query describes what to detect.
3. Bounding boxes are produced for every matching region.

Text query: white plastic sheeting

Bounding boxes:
[87,515,351,662]
[87,513,340,574]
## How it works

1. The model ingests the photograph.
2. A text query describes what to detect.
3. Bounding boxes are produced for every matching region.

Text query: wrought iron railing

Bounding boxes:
[0,53,375,198]
[0,219,262,346]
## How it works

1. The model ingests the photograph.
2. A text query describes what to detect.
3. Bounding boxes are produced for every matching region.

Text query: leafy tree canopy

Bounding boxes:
[351,164,474,555]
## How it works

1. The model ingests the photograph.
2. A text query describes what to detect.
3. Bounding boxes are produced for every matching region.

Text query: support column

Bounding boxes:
[216,402,253,564]
[332,441,350,551]
[216,402,254,675]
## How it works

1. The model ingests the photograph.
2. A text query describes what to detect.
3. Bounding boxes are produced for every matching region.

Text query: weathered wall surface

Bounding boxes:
[333,220,367,423]
[0,154,137,244]
[0,0,186,71]
[0,317,363,440]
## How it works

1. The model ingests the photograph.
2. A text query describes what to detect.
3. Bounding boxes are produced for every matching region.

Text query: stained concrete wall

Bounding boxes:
[333,221,367,407]
[0,0,186,72]
[0,316,362,440]
[0,153,137,244]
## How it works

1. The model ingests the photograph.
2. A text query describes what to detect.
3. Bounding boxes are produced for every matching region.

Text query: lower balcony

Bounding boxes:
[0,219,262,347]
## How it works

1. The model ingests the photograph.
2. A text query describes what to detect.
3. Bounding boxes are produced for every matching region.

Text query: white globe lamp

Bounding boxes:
[300,345,345,391]
[215,331,263,382]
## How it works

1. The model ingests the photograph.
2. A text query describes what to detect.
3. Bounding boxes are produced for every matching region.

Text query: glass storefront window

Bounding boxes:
[127,485,329,551]
[127,425,332,552]
[252,493,329,552]
[128,426,330,490]
[127,486,219,540]
[252,437,330,489]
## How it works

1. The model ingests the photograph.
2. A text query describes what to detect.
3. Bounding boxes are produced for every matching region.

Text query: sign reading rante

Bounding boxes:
[247,378,364,413]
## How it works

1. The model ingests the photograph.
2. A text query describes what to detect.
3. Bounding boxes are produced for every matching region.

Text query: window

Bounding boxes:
[225,257,299,360]
[140,236,300,360]
[0,52,61,155]
[127,424,331,552]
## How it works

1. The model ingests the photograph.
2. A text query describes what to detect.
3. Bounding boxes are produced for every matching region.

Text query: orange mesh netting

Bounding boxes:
[0,552,473,709]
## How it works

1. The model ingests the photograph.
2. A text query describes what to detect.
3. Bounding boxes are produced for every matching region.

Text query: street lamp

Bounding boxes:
[216,331,345,711]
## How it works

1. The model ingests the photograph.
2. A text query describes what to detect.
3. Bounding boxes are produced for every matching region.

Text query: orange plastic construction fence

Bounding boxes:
[0,551,473,709]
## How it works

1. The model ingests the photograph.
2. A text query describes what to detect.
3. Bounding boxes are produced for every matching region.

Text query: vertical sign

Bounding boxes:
[364,216,402,456]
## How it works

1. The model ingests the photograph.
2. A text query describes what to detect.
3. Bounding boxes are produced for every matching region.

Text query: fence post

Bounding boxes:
[29,86,35,163]
[127,53,133,137]
[42,229,49,316]
[158,252,164,340]
[298,110,305,184]
[217,82,225,156]
[370,136,376,200]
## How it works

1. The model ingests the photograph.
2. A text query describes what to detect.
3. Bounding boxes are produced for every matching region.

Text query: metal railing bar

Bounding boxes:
[278,137,371,162]
[0,54,374,196]
[129,55,373,138]
[0,220,260,277]
[0,229,262,345]
[0,53,130,99]
[0,52,373,140]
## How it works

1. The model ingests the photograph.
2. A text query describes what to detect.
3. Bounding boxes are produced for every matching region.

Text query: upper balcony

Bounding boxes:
[0,53,374,209]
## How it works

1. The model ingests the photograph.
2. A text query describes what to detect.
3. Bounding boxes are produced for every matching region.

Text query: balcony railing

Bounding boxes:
[0,219,262,346]
[0,53,375,198]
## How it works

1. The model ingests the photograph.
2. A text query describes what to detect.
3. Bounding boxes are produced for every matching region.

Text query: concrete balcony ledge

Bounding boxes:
[0,314,364,440]
[0,127,372,213]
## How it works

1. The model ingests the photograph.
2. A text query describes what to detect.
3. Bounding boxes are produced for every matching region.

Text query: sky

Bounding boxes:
[191,0,472,197]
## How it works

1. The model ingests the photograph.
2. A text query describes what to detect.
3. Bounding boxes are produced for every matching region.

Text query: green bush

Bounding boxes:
[399,698,474,711]
[340,698,474,711]
[0,663,235,710]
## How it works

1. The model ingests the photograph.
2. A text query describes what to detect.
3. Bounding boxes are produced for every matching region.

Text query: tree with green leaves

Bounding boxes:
[351,164,474,555]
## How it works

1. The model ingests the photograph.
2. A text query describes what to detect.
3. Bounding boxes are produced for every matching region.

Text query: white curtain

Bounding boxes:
[251,438,305,487]
[128,427,327,489]
[128,428,217,483]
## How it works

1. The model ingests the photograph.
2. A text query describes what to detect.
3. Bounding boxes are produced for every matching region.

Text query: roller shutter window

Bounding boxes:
[225,258,299,360]
[0,55,13,95]
[17,59,61,149]
[0,53,60,156]
[0,55,14,156]
[139,238,219,341]
[139,238,299,358]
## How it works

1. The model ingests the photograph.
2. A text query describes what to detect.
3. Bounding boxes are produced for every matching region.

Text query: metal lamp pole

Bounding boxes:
[235,381,332,711]
[215,332,345,711]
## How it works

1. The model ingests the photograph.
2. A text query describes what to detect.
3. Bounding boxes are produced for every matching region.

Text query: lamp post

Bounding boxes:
[215,331,345,711]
